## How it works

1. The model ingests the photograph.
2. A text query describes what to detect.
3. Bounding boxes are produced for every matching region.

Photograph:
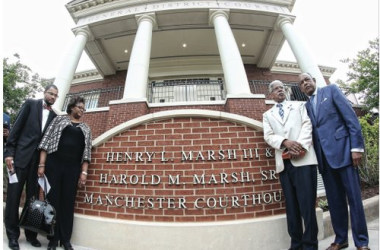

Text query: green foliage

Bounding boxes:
[358,114,379,186]
[3,54,49,121]
[338,38,379,111]
[318,198,329,212]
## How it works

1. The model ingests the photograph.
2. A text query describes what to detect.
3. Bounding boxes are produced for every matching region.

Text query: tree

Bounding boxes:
[3,54,51,121]
[358,114,379,187]
[338,38,379,111]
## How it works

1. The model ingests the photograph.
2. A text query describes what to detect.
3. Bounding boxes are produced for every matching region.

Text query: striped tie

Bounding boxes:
[277,103,284,119]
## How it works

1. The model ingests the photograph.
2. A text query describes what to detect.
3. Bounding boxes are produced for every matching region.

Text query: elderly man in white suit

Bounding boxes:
[263,80,319,250]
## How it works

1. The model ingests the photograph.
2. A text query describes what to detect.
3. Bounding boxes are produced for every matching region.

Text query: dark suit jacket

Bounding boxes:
[4,99,57,168]
[305,84,364,172]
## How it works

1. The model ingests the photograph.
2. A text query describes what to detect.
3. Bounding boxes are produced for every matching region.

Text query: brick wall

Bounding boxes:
[106,102,149,131]
[75,117,285,222]
[66,65,317,222]
[70,71,126,93]
[82,111,109,139]
[225,98,267,121]
[84,99,270,139]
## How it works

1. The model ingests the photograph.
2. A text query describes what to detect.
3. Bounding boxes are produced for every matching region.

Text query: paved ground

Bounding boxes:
[318,218,379,250]
[2,228,95,250]
[3,218,378,250]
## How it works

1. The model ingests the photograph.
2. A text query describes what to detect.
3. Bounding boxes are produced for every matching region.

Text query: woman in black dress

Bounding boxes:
[38,96,92,250]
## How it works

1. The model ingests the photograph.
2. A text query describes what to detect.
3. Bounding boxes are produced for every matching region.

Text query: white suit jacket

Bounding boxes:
[263,101,318,173]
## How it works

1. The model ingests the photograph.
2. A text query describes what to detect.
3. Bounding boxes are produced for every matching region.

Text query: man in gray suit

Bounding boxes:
[263,80,319,250]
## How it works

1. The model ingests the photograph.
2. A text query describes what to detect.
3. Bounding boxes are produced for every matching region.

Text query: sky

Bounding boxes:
[2,0,379,82]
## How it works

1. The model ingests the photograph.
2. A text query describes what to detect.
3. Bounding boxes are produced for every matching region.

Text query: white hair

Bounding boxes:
[268,80,284,93]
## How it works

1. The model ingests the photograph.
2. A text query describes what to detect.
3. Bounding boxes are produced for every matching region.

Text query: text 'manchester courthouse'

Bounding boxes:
[54,1,335,249]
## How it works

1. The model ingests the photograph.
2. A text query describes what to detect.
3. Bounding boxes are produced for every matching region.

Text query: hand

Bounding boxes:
[282,140,304,153]
[37,166,45,177]
[352,152,363,167]
[288,150,301,159]
[78,173,87,188]
[5,157,14,173]
[3,128,9,138]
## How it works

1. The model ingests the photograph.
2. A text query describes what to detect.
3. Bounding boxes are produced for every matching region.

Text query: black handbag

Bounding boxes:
[19,177,56,236]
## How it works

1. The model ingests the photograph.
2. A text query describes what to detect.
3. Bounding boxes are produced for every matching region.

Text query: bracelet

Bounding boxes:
[38,164,45,168]
[81,171,88,176]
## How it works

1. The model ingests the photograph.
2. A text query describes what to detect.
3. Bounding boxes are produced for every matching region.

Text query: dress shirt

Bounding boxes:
[41,101,50,132]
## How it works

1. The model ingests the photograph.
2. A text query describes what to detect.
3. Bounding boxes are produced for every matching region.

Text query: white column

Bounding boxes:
[209,9,252,97]
[277,16,326,87]
[123,13,156,100]
[53,27,91,111]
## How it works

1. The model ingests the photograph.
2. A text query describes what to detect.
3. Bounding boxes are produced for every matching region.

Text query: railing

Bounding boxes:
[63,79,308,110]
[249,80,309,101]
[147,79,225,103]
[62,86,124,111]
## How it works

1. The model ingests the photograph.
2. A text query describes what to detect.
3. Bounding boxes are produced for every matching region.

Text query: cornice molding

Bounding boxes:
[66,0,119,13]
[272,60,336,77]
[71,69,103,84]
[67,0,295,14]
[66,0,295,23]
[73,69,101,79]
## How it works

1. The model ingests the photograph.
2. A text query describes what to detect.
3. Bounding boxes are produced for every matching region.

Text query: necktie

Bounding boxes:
[43,103,52,111]
[276,103,284,119]
[310,95,317,114]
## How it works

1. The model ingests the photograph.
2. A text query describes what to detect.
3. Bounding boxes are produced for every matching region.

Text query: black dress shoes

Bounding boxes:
[8,239,20,250]
[61,242,74,250]
[27,238,42,247]
[47,240,58,250]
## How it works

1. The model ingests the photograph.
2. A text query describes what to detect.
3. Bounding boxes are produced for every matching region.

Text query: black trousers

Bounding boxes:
[280,160,318,250]
[45,155,81,243]
[4,151,39,240]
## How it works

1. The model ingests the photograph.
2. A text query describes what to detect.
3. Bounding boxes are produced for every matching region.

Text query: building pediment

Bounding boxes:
[65,0,296,76]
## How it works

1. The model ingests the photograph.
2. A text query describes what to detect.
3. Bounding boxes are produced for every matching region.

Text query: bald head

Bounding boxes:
[298,73,316,96]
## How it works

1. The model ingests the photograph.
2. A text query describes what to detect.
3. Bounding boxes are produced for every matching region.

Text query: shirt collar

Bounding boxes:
[276,100,286,106]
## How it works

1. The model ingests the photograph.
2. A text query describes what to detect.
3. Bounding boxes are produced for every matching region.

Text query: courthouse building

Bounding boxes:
[55,0,335,249]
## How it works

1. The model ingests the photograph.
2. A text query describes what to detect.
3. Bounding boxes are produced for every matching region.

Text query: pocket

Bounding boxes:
[334,127,349,139]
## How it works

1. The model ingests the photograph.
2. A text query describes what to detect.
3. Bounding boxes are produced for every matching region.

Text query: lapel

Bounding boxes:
[282,102,292,124]
[270,102,286,125]
[306,98,317,126]
[314,88,323,122]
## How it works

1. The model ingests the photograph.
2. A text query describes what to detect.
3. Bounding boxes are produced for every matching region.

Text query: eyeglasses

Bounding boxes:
[75,105,86,111]
[46,92,59,98]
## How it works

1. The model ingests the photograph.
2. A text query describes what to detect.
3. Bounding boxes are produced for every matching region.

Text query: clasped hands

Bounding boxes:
[282,139,305,159]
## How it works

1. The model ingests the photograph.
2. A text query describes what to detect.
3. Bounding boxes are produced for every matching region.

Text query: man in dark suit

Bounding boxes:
[298,73,370,250]
[4,84,59,250]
